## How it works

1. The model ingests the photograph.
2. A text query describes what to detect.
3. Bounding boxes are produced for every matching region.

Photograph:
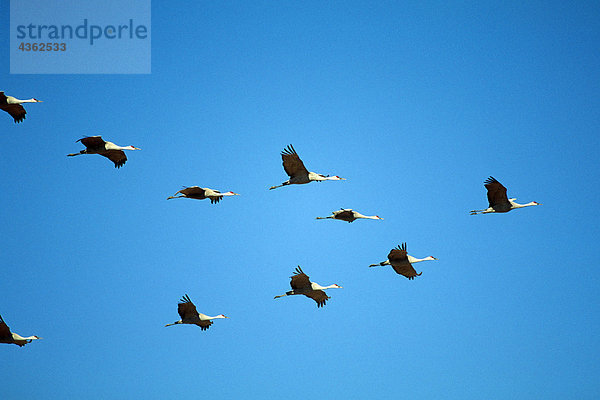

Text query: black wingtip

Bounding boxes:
[484,176,499,185]
[180,294,192,304]
[281,144,297,156]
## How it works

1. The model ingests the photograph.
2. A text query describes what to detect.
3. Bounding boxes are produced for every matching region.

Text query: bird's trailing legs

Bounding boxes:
[167,189,187,200]
[269,182,290,190]
[368,261,389,268]
[469,208,492,215]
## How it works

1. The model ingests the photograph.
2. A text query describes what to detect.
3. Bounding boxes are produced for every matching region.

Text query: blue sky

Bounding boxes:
[2,1,599,398]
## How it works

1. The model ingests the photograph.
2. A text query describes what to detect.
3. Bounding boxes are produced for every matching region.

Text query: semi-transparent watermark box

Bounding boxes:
[10,0,151,74]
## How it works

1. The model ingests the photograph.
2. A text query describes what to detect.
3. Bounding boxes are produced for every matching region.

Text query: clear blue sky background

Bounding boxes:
[2,1,599,399]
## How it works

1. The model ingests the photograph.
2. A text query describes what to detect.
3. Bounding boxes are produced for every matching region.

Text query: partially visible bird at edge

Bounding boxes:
[0,91,42,123]
[0,314,41,347]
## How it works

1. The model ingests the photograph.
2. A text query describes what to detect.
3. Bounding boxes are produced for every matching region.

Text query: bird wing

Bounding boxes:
[179,186,207,199]
[484,176,509,207]
[78,136,106,149]
[391,261,421,279]
[334,210,355,221]
[290,266,311,290]
[101,150,127,168]
[209,196,222,204]
[0,102,26,123]
[177,294,199,320]
[281,145,309,178]
[203,188,223,204]
[388,243,408,262]
[388,243,421,279]
[0,315,13,340]
[305,290,330,308]
[197,320,213,331]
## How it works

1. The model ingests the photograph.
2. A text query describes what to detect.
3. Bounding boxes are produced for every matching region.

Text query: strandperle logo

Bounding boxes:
[11,0,151,74]
[16,19,149,45]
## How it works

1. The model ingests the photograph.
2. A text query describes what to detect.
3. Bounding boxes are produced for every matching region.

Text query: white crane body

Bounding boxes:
[0,315,41,347]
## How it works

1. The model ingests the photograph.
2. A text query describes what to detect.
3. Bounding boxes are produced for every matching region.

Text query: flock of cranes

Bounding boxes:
[1,91,542,344]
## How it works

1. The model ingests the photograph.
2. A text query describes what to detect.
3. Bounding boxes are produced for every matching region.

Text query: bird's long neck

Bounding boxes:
[11,333,38,340]
[165,320,182,326]
[356,214,380,220]
[369,260,390,267]
[510,200,537,209]
[312,283,337,290]
[206,315,227,320]
[105,142,124,150]
[407,255,435,263]
[8,97,38,104]
[310,173,339,182]
[107,143,136,151]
